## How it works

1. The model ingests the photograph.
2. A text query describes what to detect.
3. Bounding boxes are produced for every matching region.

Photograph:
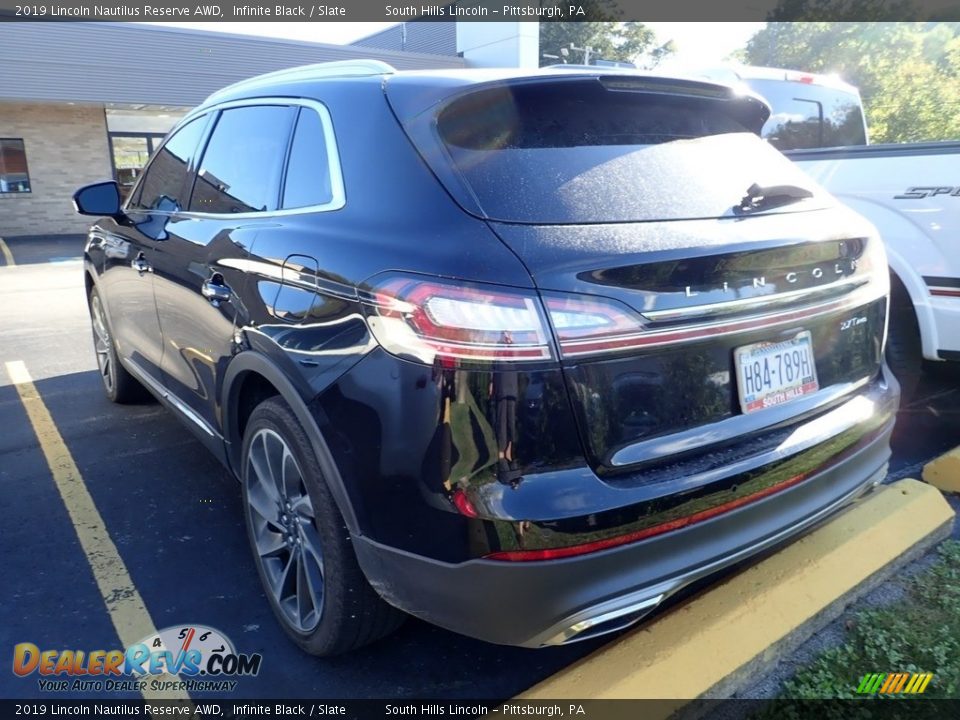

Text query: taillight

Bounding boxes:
[361,275,655,364]
[786,71,818,84]
[362,275,555,365]
[543,293,648,359]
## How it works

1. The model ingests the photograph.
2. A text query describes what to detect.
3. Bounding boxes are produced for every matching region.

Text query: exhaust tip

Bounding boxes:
[544,593,665,646]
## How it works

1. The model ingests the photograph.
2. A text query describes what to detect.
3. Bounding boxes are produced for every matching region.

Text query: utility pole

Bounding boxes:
[542,47,570,64]
[568,43,594,65]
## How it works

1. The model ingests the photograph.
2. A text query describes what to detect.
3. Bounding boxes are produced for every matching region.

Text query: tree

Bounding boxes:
[539,22,670,68]
[764,0,917,21]
[742,22,960,142]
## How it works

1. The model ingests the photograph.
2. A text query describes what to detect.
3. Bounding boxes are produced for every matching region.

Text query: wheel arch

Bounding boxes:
[884,244,940,361]
[222,351,362,536]
[823,195,941,360]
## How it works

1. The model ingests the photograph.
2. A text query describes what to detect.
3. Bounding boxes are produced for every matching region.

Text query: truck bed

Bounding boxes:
[786,140,960,161]
[788,139,960,362]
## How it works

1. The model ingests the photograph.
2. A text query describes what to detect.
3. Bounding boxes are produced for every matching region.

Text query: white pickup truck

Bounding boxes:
[710,66,960,401]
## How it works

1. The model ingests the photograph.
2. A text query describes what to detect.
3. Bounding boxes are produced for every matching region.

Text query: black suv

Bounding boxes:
[75,61,897,655]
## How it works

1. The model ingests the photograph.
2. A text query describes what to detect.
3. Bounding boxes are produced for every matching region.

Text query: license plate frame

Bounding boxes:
[734,331,819,414]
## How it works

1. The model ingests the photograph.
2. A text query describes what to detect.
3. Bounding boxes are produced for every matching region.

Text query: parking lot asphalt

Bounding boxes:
[0,235,610,701]
[1,234,958,702]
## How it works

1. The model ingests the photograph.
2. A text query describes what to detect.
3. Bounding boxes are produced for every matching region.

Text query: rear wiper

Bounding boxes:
[735,183,813,215]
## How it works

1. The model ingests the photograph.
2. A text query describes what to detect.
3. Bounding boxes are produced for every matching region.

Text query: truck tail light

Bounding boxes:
[786,71,818,84]
[362,275,555,365]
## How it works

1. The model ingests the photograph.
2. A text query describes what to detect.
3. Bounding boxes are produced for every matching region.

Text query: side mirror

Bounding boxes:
[73,181,123,217]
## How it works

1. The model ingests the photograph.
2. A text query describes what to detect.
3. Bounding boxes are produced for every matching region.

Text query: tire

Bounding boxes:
[886,276,923,406]
[88,287,148,404]
[240,397,405,656]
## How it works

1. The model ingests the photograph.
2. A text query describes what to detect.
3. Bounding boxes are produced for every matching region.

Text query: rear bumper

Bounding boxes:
[354,409,894,648]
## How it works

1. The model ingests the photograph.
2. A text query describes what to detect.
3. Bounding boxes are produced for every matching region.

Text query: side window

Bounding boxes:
[190,105,295,214]
[129,117,206,212]
[282,108,336,210]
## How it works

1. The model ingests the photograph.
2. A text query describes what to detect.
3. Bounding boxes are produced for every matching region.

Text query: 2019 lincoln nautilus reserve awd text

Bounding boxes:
[74,61,897,655]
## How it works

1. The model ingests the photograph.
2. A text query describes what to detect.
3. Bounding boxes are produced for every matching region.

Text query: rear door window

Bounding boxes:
[423,79,823,224]
[189,105,296,214]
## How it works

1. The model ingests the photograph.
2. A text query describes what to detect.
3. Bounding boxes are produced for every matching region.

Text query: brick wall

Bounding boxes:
[0,102,111,237]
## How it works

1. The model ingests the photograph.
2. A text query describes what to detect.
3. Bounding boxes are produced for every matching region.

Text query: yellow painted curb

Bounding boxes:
[521,478,954,708]
[923,446,960,493]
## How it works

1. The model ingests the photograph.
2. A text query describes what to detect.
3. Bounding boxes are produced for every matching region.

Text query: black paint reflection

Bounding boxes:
[567,299,886,472]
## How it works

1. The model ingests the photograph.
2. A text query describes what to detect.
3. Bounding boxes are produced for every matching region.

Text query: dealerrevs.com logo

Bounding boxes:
[13,624,262,693]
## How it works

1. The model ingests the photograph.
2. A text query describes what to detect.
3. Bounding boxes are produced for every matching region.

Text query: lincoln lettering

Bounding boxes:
[684,261,857,297]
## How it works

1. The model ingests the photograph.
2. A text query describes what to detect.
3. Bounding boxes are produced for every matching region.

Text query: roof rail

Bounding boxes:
[204,59,396,103]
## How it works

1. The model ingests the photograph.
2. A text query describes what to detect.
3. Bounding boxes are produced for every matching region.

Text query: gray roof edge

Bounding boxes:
[0,22,463,108]
[347,22,402,45]
[104,21,462,62]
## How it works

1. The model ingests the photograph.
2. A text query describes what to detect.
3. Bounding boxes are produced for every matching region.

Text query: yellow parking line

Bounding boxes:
[0,237,14,266]
[4,360,189,702]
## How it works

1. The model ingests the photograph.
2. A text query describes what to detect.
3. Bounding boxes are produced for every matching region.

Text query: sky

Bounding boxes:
[148,22,766,66]
[645,22,764,66]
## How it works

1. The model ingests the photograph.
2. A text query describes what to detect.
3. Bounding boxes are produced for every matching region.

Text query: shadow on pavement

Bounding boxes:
[889,361,960,481]
[1,368,607,701]
[3,234,86,266]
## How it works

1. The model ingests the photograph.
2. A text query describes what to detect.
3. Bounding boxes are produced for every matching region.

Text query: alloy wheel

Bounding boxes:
[90,294,115,394]
[245,428,325,633]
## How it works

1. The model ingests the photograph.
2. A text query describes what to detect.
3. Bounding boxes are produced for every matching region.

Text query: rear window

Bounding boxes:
[745,79,867,150]
[430,80,824,224]
[282,108,333,210]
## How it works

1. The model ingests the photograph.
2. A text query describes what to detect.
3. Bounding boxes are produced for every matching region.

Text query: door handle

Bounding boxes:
[201,276,232,305]
[131,253,151,275]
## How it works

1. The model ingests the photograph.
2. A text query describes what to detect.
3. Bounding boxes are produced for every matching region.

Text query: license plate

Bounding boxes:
[734,331,819,414]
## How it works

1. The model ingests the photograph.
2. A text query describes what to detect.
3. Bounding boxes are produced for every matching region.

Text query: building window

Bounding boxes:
[0,139,31,194]
[110,134,165,202]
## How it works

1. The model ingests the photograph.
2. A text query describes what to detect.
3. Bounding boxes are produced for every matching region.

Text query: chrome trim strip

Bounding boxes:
[608,375,874,468]
[642,275,869,323]
[541,463,886,646]
[615,391,876,482]
[561,285,885,357]
[124,358,218,438]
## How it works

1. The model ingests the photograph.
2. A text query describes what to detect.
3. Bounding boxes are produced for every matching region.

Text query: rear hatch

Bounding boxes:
[388,72,888,477]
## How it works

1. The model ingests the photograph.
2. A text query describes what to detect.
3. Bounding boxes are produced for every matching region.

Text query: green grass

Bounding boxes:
[774,540,960,701]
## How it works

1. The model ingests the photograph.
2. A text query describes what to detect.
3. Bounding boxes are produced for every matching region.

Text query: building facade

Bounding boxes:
[350,21,539,68]
[0,22,476,238]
